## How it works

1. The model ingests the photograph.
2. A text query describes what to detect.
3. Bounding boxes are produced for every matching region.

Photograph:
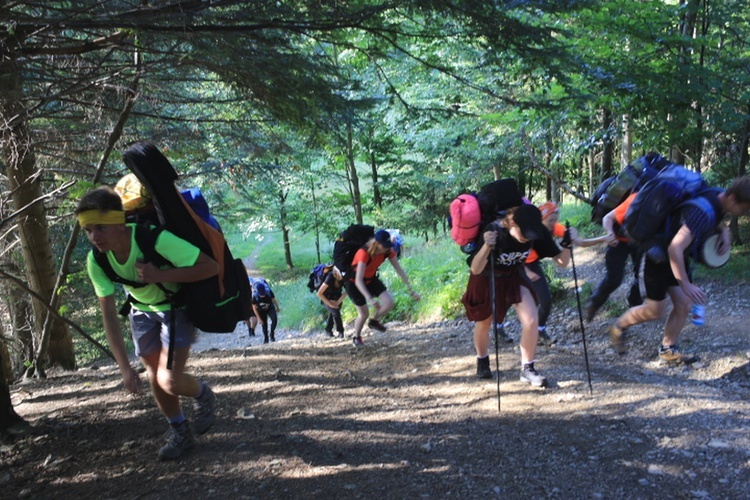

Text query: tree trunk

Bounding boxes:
[600,107,614,176]
[621,114,632,168]
[310,176,322,263]
[0,344,28,434]
[345,122,363,224]
[369,129,382,209]
[277,185,293,269]
[0,51,75,372]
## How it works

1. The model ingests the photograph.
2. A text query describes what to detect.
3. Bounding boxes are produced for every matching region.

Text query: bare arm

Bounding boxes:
[668,224,704,304]
[600,210,621,247]
[389,256,420,300]
[354,261,374,304]
[470,229,497,275]
[98,295,142,394]
[135,251,219,284]
[552,248,570,268]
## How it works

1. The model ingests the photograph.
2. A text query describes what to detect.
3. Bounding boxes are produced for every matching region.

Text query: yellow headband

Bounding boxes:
[77,209,126,227]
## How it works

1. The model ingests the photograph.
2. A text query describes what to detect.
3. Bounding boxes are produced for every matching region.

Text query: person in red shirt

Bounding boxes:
[345,229,420,346]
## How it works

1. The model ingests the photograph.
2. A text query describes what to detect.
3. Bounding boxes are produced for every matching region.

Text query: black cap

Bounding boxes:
[512,204,547,241]
[374,229,394,248]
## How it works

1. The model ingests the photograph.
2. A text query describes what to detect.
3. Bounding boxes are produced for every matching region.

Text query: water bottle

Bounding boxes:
[691,304,705,326]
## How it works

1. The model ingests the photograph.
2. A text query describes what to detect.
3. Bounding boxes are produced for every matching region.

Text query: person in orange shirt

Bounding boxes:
[585,192,643,322]
[523,201,605,344]
[345,229,420,347]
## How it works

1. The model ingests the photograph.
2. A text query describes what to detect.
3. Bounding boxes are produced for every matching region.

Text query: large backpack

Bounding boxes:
[591,153,671,224]
[94,142,252,368]
[332,224,374,278]
[623,164,720,260]
[450,178,523,253]
[307,262,334,293]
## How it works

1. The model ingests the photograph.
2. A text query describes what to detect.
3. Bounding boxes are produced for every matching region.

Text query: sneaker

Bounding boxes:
[537,329,554,346]
[609,322,627,355]
[520,363,548,388]
[158,421,195,461]
[476,357,492,379]
[367,319,387,332]
[192,383,216,435]
[352,336,365,347]
[658,345,698,364]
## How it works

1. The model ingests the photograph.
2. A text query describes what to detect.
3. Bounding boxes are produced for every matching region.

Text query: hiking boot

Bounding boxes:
[270,333,276,342]
[352,336,365,347]
[537,329,554,346]
[192,382,216,435]
[325,330,334,337]
[658,345,698,364]
[263,336,269,344]
[158,421,195,461]
[476,356,492,379]
[585,303,598,323]
[337,332,344,339]
[248,327,255,337]
[609,322,627,355]
[520,363,548,388]
[367,319,387,332]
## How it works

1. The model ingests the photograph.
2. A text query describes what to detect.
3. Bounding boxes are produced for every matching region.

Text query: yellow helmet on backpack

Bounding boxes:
[115,173,152,211]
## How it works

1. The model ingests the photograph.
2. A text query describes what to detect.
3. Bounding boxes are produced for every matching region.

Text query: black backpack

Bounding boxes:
[94,142,252,368]
[590,153,672,225]
[332,224,374,278]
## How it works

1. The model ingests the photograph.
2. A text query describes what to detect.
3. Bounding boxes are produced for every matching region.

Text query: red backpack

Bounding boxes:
[449,194,481,245]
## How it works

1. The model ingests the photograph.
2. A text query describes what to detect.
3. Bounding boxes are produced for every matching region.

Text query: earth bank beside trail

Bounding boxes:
[3,245,750,498]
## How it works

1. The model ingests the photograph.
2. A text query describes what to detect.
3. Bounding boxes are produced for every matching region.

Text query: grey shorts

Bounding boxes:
[129,308,196,358]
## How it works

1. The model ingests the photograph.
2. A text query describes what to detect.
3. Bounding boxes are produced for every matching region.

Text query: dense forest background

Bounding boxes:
[2,1,749,428]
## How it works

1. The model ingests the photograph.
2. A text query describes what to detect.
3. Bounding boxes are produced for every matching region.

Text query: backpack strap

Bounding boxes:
[91,224,179,316]
[681,195,717,246]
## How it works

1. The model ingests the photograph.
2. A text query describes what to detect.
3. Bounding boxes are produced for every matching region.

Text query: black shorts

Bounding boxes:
[639,254,679,302]
[345,277,387,307]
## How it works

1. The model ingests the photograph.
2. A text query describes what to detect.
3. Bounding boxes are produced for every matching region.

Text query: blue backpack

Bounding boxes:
[624,164,720,261]
[307,263,334,293]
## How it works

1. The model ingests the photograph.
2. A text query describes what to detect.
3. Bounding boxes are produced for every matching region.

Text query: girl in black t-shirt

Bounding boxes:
[461,204,568,387]
[317,266,348,337]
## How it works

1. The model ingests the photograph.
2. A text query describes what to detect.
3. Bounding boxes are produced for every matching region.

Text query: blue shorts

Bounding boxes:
[129,309,196,358]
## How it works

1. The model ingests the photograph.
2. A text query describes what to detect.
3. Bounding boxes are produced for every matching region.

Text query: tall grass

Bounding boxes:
[227,204,750,332]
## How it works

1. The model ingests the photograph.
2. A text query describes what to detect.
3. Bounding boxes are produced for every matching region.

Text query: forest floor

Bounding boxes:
[3,244,750,499]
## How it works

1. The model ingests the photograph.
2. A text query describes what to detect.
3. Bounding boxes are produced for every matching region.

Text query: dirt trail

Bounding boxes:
[4,244,750,498]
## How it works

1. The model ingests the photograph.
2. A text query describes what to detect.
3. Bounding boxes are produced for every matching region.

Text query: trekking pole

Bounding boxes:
[566,221,593,394]
[488,241,501,412]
